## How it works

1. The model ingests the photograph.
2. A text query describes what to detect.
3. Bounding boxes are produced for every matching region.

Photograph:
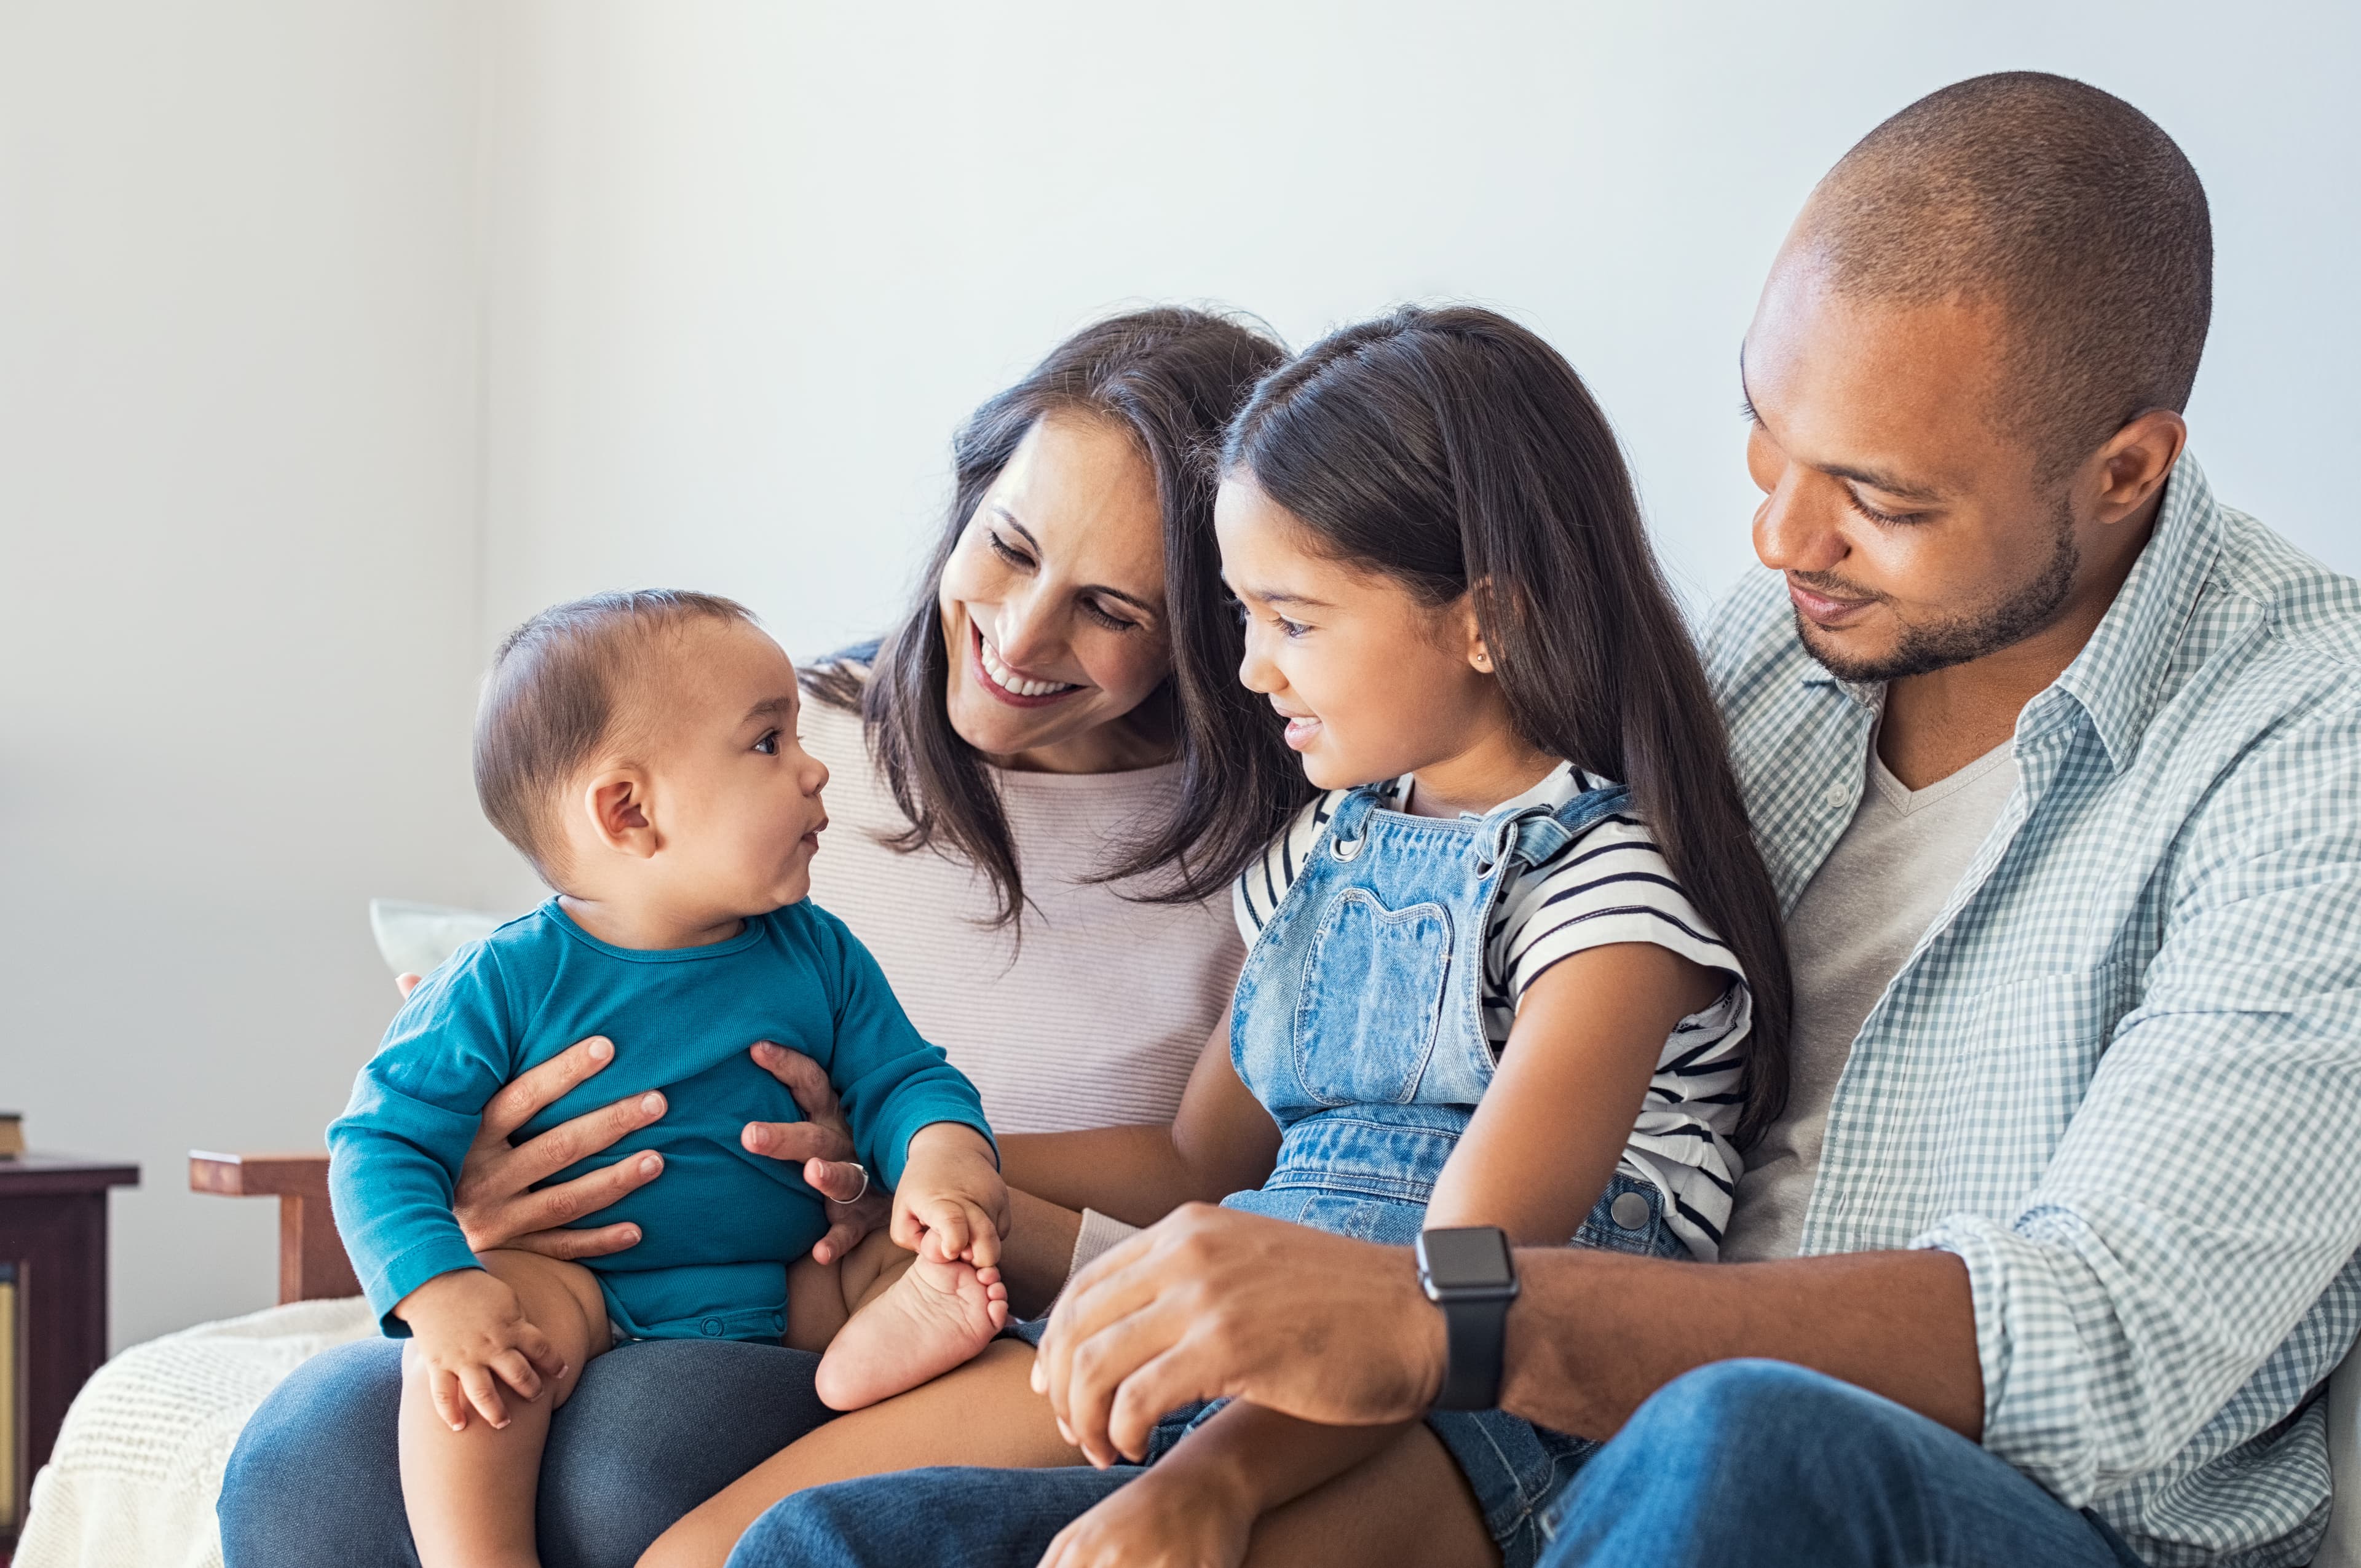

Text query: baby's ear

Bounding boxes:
[582,768,658,859]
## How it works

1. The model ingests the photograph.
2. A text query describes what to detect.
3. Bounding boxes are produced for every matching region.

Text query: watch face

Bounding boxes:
[1420,1227,1515,1291]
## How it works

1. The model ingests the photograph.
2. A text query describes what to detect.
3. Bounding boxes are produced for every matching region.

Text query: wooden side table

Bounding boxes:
[0,1154,140,1551]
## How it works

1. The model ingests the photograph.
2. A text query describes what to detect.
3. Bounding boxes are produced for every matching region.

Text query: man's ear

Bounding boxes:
[582,768,660,860]
[2089,408,2189,527]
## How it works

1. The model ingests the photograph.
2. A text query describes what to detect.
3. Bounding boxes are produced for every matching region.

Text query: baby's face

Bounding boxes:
[623,619,831,921]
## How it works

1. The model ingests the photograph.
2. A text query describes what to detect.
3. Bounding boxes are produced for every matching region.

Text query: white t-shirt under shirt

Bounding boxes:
[1720,734,2019,1263]
[799,688,1242,1136]
[1233,762,1752,1261]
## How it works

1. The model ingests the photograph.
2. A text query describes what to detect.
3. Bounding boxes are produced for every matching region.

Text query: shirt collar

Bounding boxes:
[1394,759,1586,819]
[1795,451,2223,776]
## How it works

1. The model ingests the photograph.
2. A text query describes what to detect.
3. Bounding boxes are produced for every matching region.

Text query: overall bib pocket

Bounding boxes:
[1289,887,1454,1107]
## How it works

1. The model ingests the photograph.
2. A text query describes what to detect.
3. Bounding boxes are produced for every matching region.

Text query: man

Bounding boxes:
[745,73,2361,1566]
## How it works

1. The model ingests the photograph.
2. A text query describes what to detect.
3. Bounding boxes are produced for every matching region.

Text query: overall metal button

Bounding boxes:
[1610,1191,1653,1231]
[1331,834,1364,861]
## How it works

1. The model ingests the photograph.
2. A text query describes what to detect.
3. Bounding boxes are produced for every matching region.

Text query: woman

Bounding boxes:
[216,307,1307,1568]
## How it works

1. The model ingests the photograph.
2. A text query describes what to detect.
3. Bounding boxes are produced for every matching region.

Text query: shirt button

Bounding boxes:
[700,1317,722,1337]
[1822,783,1851,811]
[1610,1191,1652,1231]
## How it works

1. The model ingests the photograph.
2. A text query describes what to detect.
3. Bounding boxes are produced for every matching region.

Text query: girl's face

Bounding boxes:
[1217,475,1513,802]
[936,411,1175,774]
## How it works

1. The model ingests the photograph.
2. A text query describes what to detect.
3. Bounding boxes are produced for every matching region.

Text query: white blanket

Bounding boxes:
[15,1296,375,1568]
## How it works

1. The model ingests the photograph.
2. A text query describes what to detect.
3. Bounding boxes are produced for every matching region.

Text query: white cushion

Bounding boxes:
[14,1296,375,1568]
[368,897,507,978]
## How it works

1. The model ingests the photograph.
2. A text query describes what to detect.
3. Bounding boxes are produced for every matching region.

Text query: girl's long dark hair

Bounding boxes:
[1224,306,1793,1146]
[805,307,1311,927]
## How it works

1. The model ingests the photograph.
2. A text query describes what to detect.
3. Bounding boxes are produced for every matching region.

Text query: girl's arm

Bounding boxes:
[1425,940,1724,1244]
[1043,942,1720,1562]
[997,1001,1282,1229]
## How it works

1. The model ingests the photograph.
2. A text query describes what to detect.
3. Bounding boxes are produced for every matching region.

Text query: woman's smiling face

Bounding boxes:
[936,410,1175,773]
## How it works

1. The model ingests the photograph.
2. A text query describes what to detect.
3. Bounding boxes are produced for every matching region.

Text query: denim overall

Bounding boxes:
[1151,778,1690,1568]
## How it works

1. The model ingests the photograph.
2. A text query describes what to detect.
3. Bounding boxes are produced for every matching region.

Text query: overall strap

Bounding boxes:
[1489,782,1635,870]
[1322,783,1391,860]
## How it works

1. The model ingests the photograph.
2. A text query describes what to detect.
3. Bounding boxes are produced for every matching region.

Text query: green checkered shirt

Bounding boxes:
[1706,455,2361,1566]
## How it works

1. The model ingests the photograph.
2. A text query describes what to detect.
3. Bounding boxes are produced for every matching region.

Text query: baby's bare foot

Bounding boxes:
[813,1254,1010,1412]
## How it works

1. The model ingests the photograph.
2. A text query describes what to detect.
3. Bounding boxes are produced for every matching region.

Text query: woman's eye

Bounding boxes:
[1276,615,1309,639]
[753,729,779,756]
[986,531,1035,569]
[1081,598,1139,633]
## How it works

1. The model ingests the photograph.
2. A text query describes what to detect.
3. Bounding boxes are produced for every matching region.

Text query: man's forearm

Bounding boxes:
[1498,1245,1984,1441]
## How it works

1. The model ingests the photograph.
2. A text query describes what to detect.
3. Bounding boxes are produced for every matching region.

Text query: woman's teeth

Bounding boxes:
[979,636,1080,699]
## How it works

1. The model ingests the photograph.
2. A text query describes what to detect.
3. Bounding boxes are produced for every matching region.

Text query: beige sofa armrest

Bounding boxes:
[189,1151,360,1304]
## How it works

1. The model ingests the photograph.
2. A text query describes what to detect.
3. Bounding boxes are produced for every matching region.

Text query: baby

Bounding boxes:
[327,590,1011,1568]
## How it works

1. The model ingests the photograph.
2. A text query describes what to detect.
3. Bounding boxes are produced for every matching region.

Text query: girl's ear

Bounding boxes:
[583,769,659,859]
[1453,586,1495,673]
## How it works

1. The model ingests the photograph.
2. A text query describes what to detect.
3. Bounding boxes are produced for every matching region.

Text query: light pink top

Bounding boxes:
[800,691,1241,1134]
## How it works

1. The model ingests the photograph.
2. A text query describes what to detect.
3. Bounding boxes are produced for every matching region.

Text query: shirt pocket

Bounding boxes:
[1290,888,1454,1108]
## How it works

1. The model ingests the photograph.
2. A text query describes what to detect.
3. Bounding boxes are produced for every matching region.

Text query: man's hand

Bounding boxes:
[1033,1204,1445,1467]
[893,1122,1009,1268]
[392,1268,566,1432]
[742,1040,892,1265]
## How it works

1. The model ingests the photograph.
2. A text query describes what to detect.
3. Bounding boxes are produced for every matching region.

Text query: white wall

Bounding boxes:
[4,0,2355,1349]
[0,2,518,1348]
[483,0,2361,654]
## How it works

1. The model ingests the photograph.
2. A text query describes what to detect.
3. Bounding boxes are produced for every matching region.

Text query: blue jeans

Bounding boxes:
[728,1360,2150,1568]
[218,1336,836,1568]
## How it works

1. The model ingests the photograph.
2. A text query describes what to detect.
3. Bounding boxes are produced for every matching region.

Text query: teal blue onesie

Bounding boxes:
[327,899,994,1342]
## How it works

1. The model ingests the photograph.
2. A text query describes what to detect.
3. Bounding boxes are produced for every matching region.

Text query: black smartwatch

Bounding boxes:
[1415,1225,1519,1410]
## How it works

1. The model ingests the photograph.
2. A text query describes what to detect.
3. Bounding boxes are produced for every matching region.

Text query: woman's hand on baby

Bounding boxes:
[453,1036,669,1261]
[743,1040,892,1265]
[394,1268,568,1433]
[401,972,669,1262]
[893,1123,1010,1268]
[1035,1463,1254,1568]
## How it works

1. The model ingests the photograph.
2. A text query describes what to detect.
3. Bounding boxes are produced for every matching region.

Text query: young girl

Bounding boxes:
[639,306,1793,1568]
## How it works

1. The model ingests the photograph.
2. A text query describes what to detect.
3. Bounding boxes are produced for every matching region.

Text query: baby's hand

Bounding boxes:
[892,1122,1009,1268]
[392,1268,566,1432]
[1037,1463,1255,1568]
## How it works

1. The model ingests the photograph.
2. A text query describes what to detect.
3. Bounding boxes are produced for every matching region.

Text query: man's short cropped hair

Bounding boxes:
[1805,71,2212,475]
[475,589,755,883]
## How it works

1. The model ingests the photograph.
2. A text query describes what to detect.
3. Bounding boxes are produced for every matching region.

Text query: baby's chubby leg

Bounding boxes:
[398,1249,609,1568]
[787,1228,1010,1411]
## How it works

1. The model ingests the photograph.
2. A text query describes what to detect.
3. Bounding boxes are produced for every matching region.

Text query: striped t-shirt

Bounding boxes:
[1232,762,1750,1259]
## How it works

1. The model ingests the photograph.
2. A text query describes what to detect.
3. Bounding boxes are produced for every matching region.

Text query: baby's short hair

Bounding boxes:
[475,589,756,882]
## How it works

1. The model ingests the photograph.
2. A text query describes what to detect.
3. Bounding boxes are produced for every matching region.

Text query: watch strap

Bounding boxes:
[1434,1292,1508,1410]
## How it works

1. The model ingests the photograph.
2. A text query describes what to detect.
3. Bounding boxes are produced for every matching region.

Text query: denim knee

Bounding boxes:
[1537,1358,1877,1546]
[1624,1358,1838,1452]
[728,1465,1143,1568]
[218,1339,416,1568]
